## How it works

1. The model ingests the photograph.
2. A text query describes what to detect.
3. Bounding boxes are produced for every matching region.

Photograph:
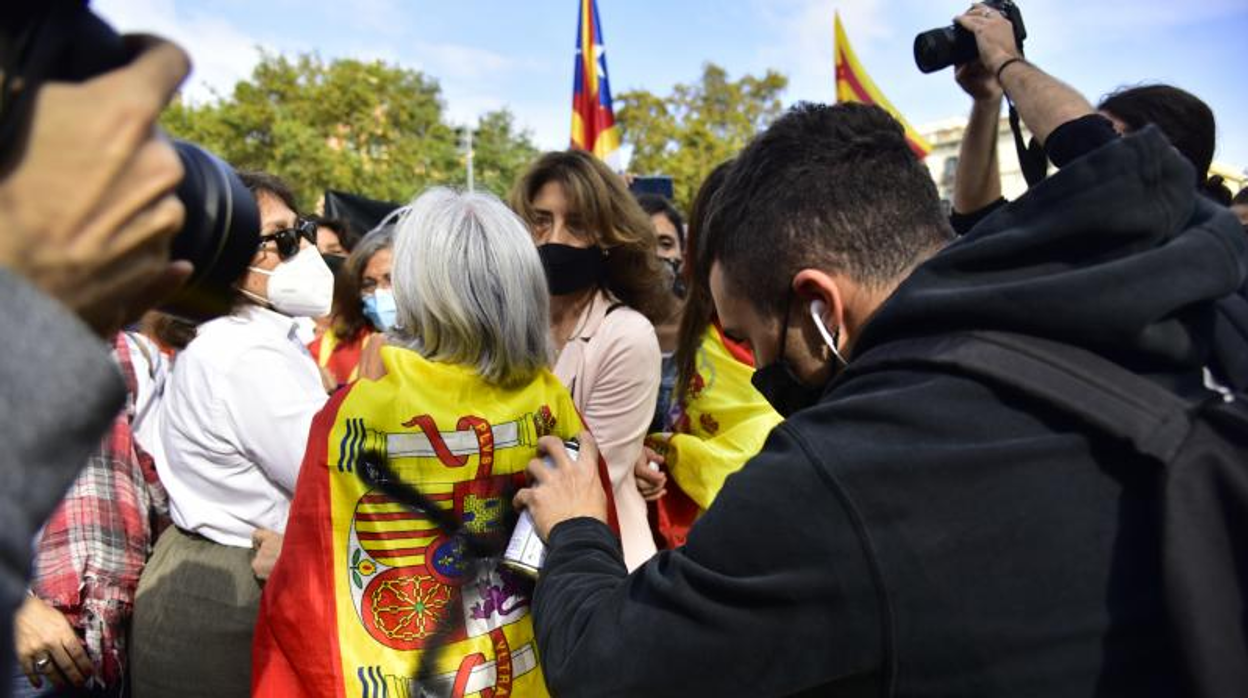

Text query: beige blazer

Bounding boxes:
[554,291,661,570]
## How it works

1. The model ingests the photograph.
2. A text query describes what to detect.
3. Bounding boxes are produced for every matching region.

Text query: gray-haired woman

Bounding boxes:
[252,188,615,697]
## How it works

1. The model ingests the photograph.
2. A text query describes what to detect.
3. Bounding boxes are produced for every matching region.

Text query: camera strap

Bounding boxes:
[1005,78,1049,187]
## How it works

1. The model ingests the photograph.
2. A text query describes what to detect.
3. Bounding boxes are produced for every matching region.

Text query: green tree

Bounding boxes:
[161,53,537,209]
[616,63,788,212]
[469,109,540,198]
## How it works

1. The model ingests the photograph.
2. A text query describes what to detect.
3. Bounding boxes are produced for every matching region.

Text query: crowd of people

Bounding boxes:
[3,4,1247,698]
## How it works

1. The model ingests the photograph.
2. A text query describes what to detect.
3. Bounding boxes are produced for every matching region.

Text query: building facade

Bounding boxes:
[918,114,1245,208]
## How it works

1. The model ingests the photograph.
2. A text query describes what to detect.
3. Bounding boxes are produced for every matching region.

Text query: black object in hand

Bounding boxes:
[913,0,1027,74]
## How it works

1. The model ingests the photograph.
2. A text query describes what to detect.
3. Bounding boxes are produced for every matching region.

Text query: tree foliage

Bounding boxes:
[617,63,788,212]
[161,53,538,210]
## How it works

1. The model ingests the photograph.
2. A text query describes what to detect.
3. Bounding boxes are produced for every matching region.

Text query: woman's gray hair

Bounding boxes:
[391,187,552,387]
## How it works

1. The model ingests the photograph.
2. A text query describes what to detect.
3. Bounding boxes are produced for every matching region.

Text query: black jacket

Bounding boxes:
[531,128,1248,697]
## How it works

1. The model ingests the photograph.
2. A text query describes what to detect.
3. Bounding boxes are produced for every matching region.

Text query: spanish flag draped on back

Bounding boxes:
[570,0,621,168]
[253,346,606,697]
[648,322,783,548]
[835,12,932,158]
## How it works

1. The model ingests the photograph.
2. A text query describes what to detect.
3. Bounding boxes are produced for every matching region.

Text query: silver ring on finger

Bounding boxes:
[34,654,52,672]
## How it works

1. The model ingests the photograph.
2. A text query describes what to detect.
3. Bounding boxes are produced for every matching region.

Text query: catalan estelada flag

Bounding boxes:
[253,346,617,697]
[570,0,621,168]
[835,12,933,158]
[648,321,782,548]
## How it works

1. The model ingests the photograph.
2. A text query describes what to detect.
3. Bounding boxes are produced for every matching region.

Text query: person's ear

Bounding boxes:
[791,268,846,335]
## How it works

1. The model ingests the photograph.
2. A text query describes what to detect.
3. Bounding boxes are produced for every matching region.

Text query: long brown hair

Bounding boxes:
[674,160,735,405]
[510,150,674,324]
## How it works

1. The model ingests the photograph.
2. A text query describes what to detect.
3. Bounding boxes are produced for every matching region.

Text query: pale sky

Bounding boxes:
[96,0,1248,172]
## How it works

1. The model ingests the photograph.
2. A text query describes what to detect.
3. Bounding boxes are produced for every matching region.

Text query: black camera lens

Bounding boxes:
[913,1,1026,74]
[164,141,260,320]
[0,6,263,322]
[914,25,979,74]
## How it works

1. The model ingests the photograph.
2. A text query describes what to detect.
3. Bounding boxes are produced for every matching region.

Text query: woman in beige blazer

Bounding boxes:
[511,151,674,570]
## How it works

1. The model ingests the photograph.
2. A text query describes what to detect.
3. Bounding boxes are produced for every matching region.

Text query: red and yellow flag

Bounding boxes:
[570,0,621,168]
[648,322,783,548]
[835,12,933,158]
[253,346,614,697]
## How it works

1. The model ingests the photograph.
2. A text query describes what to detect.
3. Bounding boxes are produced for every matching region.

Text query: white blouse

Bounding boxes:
[153,305,327,547]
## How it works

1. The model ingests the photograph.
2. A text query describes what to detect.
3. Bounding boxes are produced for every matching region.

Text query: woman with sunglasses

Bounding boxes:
[129,172,332,698]
[308,226,395,391]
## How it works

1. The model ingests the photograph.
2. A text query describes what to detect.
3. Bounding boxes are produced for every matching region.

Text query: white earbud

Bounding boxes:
[809,298,848,366]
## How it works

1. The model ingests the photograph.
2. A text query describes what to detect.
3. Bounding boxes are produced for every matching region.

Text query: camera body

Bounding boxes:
[913,0,1027,74]
[0,2,260,320]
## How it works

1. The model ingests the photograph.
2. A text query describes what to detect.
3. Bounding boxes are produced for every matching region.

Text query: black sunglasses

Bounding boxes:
[258,219,317,260]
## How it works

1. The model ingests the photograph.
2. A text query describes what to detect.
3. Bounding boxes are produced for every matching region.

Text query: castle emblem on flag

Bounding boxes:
[342,411,544,675]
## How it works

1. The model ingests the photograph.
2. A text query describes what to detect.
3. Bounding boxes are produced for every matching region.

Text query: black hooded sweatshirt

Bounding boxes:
[531,128,1248,697]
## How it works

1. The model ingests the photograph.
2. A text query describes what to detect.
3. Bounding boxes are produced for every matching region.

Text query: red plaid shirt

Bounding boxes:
[29,334,170,686]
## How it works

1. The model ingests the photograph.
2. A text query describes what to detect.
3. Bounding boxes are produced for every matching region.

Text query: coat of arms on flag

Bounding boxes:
[253,349,614,698]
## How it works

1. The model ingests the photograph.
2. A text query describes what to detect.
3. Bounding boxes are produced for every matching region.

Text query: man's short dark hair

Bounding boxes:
[238,171,300,215]
[702,101,952,318]
[310,215,362,253]
[1234,187,1248,207]
[636,194,685,248]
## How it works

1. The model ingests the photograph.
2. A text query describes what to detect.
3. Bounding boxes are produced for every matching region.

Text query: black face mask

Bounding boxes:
[537,243,605,296]
[321,253,347,277]
[750,295,833,418]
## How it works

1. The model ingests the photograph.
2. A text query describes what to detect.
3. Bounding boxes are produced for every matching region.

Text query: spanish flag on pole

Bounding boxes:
[253,347,616,697]
[835,12,932,158]
[571,0,622,168]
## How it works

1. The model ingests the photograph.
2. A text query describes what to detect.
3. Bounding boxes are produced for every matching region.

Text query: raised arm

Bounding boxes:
[956,4,1094,147]
[951,60,1004,216]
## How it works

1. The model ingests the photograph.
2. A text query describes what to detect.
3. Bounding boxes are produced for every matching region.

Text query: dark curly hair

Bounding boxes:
[702,102,952,319]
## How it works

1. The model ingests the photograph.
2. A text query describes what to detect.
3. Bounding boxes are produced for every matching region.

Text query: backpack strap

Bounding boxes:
[846,331,1195,463]
[852,331,1248,697]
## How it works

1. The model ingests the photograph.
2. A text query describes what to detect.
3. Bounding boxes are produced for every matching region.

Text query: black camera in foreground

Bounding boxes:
[0,2,259,320]
[914,0,1027,74]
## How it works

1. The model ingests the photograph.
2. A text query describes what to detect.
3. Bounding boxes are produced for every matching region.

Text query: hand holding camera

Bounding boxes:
[954,4,1025,78]
[1,3,264,330]
[0,36,191,336]
[914,1,1026,76]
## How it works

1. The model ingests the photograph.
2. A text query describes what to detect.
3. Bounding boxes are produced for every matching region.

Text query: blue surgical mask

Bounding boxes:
[362,288,398,331]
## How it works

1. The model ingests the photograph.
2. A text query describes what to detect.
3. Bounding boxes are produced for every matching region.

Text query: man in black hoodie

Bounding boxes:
[513,8,1248,697]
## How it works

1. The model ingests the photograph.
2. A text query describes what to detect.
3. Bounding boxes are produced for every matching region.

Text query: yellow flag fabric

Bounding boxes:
[255,346,588,698]
[657,324,782,511]
[835,12,933,158]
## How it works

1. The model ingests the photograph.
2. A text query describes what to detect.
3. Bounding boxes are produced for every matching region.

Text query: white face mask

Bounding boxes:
[246,246,335,318]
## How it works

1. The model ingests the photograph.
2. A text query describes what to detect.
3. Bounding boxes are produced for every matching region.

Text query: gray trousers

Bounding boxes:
[129,527,260,698]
